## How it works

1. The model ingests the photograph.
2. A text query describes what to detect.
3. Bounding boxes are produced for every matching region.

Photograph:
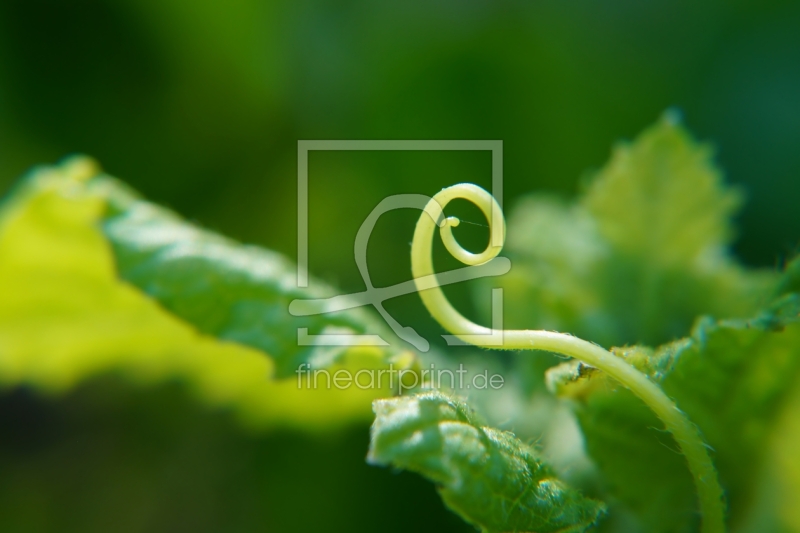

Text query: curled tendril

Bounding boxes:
[411,183,726,533]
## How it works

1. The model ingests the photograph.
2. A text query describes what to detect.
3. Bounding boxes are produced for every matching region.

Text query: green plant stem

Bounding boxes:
[411,183,725,533]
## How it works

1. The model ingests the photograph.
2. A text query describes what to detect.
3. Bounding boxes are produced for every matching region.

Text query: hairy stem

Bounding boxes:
[411,183,725,533]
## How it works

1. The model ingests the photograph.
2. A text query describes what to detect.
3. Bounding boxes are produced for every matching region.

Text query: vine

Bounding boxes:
[410,183,726,533]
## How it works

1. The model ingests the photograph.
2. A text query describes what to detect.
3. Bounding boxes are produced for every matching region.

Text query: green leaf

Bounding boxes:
[756,372,800,533]
[95,172,403,379]
[492,113,778,347]
[481,115,797,530]
[368,390,606,533]
[547,294,800,532]
[0,157,414,430]
[583,110,740,266]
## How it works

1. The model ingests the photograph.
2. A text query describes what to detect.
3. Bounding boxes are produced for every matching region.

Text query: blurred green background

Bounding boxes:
[1,1,799,532]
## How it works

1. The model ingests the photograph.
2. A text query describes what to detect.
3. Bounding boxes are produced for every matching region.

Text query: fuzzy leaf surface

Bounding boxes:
[548,295,800,532]
[368,390,606,533]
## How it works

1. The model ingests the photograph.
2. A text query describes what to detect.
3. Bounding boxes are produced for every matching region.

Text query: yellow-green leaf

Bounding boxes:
[0,157,414,430]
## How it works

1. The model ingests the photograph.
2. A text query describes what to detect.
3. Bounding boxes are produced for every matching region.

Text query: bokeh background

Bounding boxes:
[0,1,798,532]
